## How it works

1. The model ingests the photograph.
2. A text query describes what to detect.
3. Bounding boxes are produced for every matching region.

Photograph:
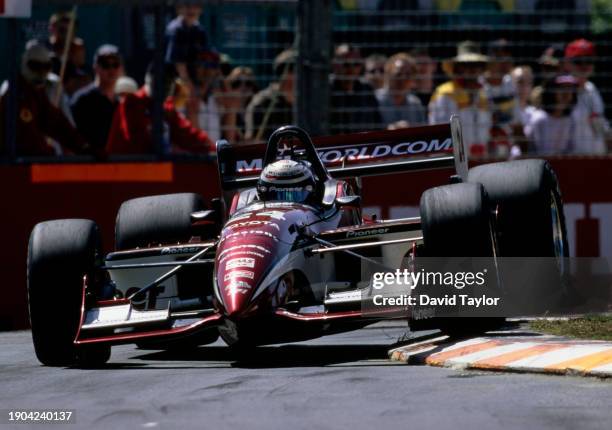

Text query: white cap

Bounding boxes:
[24,41,52,64]
[114,76,138,95]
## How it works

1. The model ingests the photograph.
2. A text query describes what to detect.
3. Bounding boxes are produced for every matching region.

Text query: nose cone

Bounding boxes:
[216,234,276,319]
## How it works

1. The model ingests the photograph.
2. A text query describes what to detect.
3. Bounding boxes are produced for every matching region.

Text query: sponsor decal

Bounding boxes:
[257,210,287,220]
[218,244,271,257]
[226,220,281,231]
[235,139,452,172]
[223,230,279,242]
[219,250,266,264]
[224,270,255,281]
[225,280,252,294]
[160,246,201,255]
[226,257,255,269]
[346,228,389,238]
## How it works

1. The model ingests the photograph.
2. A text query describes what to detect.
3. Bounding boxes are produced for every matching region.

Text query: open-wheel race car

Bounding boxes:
[27,117,570,366]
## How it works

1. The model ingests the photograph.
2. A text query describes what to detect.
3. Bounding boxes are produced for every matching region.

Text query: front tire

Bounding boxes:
[417,183,504,337]
[28,219,110,366]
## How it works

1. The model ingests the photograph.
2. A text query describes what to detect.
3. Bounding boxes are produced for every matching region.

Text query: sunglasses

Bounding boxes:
[27,60,52,73]
[98,60,121,70]
[366,67,384,74]
[230,79,255,90]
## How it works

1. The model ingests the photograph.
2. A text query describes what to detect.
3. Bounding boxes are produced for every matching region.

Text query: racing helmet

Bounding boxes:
[257,159,317,203]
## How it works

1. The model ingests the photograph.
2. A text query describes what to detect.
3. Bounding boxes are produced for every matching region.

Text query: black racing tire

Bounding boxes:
[468,159,573,313]
[417,183,504,337]
[27,219,111,367]
[467,159,568,258]
[115,193,204,250]
[420,182,495,257]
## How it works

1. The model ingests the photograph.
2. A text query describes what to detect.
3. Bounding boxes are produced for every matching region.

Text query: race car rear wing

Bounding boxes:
[216,115,467,190]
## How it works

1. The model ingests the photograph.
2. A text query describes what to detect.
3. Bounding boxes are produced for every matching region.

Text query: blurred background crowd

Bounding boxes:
[1,0,611,160]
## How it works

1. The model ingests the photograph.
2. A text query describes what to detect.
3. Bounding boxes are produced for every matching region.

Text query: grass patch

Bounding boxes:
[530,315,612,341]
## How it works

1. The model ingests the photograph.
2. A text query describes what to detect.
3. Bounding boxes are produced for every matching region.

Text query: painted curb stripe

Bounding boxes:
[507,345,612,370]
[31,163,174,183]
[472,343,569,368]
[425,340,502,365]
[545,348,612,371]
[443,342,540,366]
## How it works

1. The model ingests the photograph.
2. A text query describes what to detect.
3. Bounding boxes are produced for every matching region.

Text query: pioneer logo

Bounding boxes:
[235,138,452,172]
[346,228,389,238]
[161,246,200,255]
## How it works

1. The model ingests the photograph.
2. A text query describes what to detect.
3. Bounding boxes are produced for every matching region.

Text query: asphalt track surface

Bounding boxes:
[1,323,611,430]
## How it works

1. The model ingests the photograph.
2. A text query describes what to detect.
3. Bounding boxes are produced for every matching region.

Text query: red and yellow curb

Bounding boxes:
[389,332,612,377]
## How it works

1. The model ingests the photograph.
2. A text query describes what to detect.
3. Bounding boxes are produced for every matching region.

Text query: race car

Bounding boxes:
[27,117,569,366]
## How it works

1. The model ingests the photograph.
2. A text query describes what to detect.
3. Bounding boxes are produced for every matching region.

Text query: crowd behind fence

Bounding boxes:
[1,1,611,163]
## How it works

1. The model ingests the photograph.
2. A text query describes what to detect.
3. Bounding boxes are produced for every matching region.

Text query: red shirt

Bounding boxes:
[0,76,86,156]
[106,88,213,155]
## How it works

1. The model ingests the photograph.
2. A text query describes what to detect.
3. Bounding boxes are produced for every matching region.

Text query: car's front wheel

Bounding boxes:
[28,219,111,367]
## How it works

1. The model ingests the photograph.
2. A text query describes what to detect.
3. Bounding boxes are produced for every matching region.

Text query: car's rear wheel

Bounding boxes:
[116,193,218,351]
[468,159,568,258]
[115,193,204,250]
[28,219,111,367]
[417,182,504,337]
[468,159,572,311]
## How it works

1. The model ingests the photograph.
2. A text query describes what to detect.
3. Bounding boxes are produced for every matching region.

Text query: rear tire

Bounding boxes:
[417,183,504,337]
[467,159,568,258]
[468,159,573,312]
[115,193,204,250]
[28,219,111,366]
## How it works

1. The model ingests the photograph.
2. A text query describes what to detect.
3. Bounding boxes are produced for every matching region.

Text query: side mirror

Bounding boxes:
[335,195,361,209]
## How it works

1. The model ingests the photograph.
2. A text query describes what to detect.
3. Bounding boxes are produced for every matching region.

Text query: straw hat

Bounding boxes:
[442,41,489,77]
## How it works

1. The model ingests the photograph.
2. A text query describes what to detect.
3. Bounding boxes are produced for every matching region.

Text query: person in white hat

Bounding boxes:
[0,41,89,156]
[429,41,492,157]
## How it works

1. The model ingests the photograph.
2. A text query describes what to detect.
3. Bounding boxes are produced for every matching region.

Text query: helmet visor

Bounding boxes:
[267,188,311,203]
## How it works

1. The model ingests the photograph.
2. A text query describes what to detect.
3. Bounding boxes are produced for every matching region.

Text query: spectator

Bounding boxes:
[106,65,213,155]
[483,39,517,158]
[510,66,536,154]
[375,53,426,129]
[245,49,296,142]
[45,11,91,97]
[330,44,382,134]
[0,42,89,157]
[409,48,437,106]
[70,45,123,151]
[429,41,491,157]
[531,45,563,108]
[564,39,609,154]
[364,54,387,91]
[218,67,258,142]
[6,41,75,127]
[511,66,536,127]
[165,1,209,120]
[183,50,222,143]
[524,75,578,155]
[115,76,139,100]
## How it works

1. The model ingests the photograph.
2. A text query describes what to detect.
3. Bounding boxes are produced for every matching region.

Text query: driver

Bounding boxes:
[257,159,318,204]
